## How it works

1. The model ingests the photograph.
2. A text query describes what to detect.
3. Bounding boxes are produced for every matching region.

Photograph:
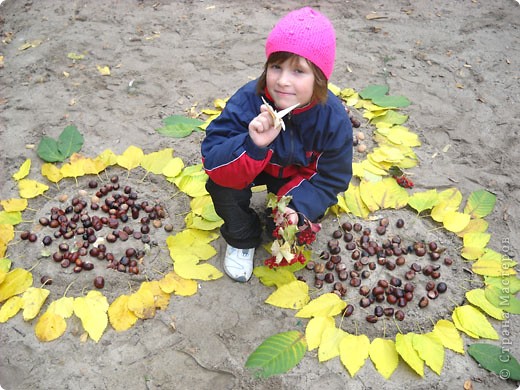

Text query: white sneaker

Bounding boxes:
[223,244,254,282]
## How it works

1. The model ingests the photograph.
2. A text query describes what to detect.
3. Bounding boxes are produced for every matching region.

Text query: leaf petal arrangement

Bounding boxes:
[0,84,517,384]
[245,84,519,380]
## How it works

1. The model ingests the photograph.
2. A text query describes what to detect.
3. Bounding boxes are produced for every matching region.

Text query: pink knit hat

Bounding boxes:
[265,7,336,79]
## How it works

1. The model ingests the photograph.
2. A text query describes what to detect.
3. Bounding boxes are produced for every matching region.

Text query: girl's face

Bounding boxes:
[266,56,315,110]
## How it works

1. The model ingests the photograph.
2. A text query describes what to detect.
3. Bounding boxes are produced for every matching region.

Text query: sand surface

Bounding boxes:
[0,1,519,389]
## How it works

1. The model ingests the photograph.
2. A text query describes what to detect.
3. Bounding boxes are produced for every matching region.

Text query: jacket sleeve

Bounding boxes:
[201,82,273,189]
[281,101,353,222]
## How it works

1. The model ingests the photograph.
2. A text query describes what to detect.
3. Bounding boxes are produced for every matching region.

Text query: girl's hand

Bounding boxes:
[284,206,298,226]
[248,105,282,148]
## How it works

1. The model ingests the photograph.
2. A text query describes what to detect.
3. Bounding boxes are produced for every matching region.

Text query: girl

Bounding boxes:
[201,7,353,282]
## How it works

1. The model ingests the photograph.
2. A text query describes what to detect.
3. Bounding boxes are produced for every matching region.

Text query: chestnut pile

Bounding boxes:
[20,175,172,289]
[303,218,453,324]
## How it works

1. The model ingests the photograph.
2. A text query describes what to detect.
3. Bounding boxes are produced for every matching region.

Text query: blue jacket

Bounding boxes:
[201,79,353,222]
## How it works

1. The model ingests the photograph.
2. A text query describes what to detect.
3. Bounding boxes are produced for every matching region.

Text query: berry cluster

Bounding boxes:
[263,194,320,268]
[394,175,414,188]
[296,227,316,245]
[264,252,306,268]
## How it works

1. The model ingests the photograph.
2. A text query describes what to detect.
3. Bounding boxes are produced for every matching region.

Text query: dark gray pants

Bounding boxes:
[205,173,289,249]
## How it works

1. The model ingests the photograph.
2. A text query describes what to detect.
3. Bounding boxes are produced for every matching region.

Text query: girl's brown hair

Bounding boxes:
[256,52,329,104]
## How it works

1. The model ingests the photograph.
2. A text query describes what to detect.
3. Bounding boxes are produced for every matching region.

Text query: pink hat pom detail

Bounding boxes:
[265,7,336,79]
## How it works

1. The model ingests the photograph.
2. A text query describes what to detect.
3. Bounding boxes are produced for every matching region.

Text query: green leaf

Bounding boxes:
[245,331,307,378]
[156,115,204,138]
[359,85,389,100]
[371,110,408,126]
[0,258,12,273]
[0,211,22,225]
[464,189,497,218]
[37,136,65,162]
[484,275,520,295]
[468,343,520,380]
[484,285,520,314]
[372,95,411,108]
[57,125,84,158]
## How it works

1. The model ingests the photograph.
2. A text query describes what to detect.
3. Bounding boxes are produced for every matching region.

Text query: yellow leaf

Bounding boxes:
[339,334,370,376]
[73,290,109,342]
[452,308,479,338]
[141,148,174,174]
[185,212,223,231]
[412,333,444,375]
[305,316,335,351]
[442,211,471,233]
[457,218,489,237]
[108,295,139,331]
[430,200,455,222]
[167,229,219,278]
[172,172,209,197]
[147,280,171,310]
[438,187,463,205]
[41,163,64,183]
[360,177,409,211]
[189,195,222,223]
[407,189,440,213]
[253,266,296,288]
[117,145,144,170]
[18,179,49,199]
[0,224,15,245]
[395,333,424,376]
[81,157,107,175]
[452,305,499,340]
[96,65,111,75]
[158,271,198,296]
[0,268,33,302]
[127,282,156,319]
[22,287,50,321]
[360,159,387,176]
[369,338,399,379]
[265,280,309,310]
[162,157,184,178]
[166,229,217,266]
[0,198,28,212]
[47,296,75,318]
[335,193,350,214]
[371,144,406,163]
[466,289,505,320]
[461,232,491,260]
[0,295,23,322]
[67,154,98,176]
[95,149,118,167]
[34,312,67,342]
[295,293,346,318]
[318,326,348,362]
[12,159,31,180]
[431,319,464,354]
[359,181,380,212]
[472,257,516,277]
[343,184,370,219]
[386,126,421,147]
[60,160,85,179]
[174,260,222,281]
[0,241,6,258]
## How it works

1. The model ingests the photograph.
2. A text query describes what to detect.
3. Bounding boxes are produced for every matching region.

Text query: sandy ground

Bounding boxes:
[0,1,519,389]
